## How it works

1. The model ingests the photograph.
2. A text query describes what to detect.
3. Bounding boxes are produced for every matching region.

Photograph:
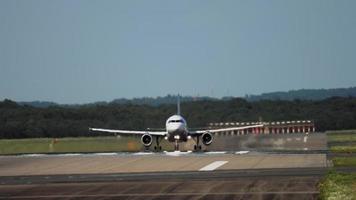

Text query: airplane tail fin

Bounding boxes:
[177,95,181,115]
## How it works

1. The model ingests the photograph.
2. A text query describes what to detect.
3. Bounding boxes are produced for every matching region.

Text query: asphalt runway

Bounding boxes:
[0,152,328,200]
[0,178,320,200]
[3,167,356,199]
[0,152,327,176]
[0,169,324,200]
[0,133,329,199]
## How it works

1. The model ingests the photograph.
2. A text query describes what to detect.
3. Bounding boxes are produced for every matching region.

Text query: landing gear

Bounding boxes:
[194,136,202,151]
[154,146,162,151]
[154,136,162,151]
[174,140,179,151]
[194,145,202,150]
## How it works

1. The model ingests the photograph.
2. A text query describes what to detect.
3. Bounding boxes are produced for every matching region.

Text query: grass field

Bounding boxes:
[327,130,356,155]
[319,171,356,200]
[0,136,174,155]
[331,146,356,153]
[327,130,356,142]
[332,157,356,167]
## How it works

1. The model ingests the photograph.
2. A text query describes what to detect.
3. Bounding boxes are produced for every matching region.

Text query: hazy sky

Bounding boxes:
[1,0,356,103]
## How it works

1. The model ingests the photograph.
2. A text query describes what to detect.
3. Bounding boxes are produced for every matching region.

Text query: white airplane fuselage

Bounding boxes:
[165,115,189,142]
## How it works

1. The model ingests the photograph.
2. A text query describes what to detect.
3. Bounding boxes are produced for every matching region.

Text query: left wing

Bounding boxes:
[189,124,264,135]
[89,128,167,136]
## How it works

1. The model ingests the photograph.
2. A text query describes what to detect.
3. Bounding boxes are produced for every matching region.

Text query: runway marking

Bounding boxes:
[199,161,228,171]
[304,136,308,143]
[164,151,192,156]
[205,151,226,154]
[132,152,154,156]
[93,153,118,156]
[235,151,249,155]
[22,154,44,157]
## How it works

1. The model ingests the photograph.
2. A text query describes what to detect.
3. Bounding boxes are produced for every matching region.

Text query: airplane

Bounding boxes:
[89,97,264,151]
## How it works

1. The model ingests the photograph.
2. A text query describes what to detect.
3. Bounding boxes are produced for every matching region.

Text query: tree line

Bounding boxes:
[1,97,356,139]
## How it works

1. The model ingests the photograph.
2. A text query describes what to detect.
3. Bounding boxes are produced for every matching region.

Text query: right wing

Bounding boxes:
[89,128,167,136]
[189,124,264,135]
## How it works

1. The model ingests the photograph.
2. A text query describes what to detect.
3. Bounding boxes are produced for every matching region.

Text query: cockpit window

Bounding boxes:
[168,120,183,123]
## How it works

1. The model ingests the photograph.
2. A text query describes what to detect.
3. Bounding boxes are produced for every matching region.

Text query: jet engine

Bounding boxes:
[141,134,153,147]
[202,132,213,145]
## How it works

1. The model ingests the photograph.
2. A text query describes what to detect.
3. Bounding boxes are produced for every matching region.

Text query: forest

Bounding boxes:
[1,97,356,139]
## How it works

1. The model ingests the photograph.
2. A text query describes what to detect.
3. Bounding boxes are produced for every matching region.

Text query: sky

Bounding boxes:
[1,0,356,104]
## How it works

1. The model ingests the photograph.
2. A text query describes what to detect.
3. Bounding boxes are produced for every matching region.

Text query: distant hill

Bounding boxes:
[110,95,221,106]
[16,86,356,107]
[18,101,59,108]
[18,95,222,108]
[245,87,356,101]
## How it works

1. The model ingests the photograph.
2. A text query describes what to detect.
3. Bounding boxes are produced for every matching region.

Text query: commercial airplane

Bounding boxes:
[89,97,264,151]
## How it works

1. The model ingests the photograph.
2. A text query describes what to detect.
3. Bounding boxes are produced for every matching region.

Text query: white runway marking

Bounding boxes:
[199,161,228,171]
[132,152,154,156]
[235,151,249,155]
[303,136,308,143]
[164,151,192,156]
[205,151,226,154]
[21,154,44,157]
[55,153,82,157]
[93,153,118,156]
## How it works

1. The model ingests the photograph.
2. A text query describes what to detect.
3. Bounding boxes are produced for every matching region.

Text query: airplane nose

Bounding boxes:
[176,123,184,131]
[168,123,184,132]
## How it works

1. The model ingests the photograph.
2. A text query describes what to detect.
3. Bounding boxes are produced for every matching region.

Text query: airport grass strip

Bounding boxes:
[319,171,356,200]
[0,137,174,155]
[327,130,356,143]
[332,157,356,167]
[328,134,356,143]
[330,146,356,153]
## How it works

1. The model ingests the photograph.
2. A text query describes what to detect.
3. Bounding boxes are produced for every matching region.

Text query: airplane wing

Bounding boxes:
[189,124,264,135]
[89,128,167,136]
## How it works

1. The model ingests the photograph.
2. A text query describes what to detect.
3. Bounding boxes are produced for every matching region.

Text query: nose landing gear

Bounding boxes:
[174,140,179,151]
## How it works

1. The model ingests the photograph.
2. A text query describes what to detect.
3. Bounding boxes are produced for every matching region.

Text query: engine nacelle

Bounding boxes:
[202,132,213,145]
[141,134,153,147]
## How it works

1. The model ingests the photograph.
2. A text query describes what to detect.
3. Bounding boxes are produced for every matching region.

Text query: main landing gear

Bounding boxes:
[194,136,202,151]
[154,146,162,151]
[154,136,162,151]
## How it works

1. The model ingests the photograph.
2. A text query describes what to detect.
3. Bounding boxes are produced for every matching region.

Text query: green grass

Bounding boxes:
[327,130,356,155]
[327,130,356,143]
[328,134,356,143]
[330,146,356,153]
[326,130,356,134]
[332,157,356,167]
[319,171,356,200]
[0,136,174,155]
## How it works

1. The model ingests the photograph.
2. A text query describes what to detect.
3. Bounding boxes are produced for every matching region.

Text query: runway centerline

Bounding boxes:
[199,161,228,171]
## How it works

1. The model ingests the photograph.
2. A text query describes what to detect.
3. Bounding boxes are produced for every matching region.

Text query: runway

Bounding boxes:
[0,152,327,176]
[0,151,329,199]
[0,133,329,199]
[0,168,324,200]
[2,167,356,199]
